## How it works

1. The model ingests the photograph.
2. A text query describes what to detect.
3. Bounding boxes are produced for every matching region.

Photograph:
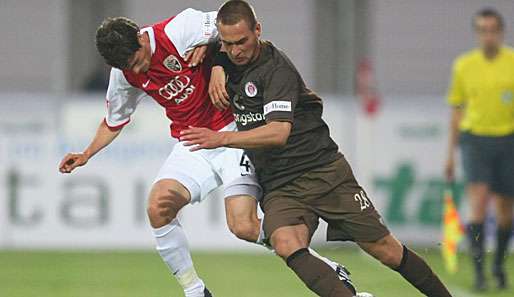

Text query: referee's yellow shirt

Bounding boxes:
[447,46,514,136]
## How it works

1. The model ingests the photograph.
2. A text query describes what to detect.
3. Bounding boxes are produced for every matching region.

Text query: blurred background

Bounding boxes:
[1,1,513,296]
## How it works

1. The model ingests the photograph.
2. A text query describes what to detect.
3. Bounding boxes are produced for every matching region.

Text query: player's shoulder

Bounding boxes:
[262,41,299,76]
[452,48,481,71]
[501,45,514,60]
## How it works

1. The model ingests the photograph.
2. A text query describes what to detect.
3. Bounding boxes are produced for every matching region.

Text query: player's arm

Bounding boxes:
[181,121,292,151]
[166,8,218,67]
[445,60,465,182]
[445,107,463,181]
[182,67,298,150]
[59,120,122,173]
[209,51,231,110]
[59,68,145,173]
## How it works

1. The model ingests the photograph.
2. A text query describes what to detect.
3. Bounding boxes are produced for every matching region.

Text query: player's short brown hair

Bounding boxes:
[217,0,257,30]
[96,17,141,69]
[474,7,505,31]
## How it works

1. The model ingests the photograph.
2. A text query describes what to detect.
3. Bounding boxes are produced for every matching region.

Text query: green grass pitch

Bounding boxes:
[0,247,512,297]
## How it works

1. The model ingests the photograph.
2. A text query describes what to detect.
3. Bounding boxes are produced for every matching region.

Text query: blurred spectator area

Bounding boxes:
[1,0,514,96]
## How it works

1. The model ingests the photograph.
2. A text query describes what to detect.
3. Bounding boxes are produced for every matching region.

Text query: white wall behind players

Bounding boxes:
[2,0,514,95]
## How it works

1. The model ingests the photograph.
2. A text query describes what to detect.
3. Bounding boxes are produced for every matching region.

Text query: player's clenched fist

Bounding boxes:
[58,152,89,173]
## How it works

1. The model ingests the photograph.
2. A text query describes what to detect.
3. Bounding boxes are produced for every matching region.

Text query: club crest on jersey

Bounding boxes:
[163,55,182,72]
[245,81,258,97]
[502,90,513,103]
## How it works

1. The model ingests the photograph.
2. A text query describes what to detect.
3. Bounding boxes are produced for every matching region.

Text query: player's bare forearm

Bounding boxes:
[181,121,291,151]
[447,107,462,156]
[59,120,122,173]
[223,121,291,149]
[444,107,462,181]
[83,120,123,157]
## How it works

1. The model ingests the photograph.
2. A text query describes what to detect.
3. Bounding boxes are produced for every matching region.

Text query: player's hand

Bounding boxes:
[180,127,226,152]
[209,66,230,110]
[184,45,207,67]
[444,156,455,182]
[59,152,89,174]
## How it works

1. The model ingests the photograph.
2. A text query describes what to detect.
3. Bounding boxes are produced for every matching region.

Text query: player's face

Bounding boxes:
[218,20,261,65]
[475,16,503,53]
[127,33,152,74]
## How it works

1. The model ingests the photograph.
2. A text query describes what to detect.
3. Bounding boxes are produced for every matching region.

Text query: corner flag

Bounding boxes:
[441,185,465,274]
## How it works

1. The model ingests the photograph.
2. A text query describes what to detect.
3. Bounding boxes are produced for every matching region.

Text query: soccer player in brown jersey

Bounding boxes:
[181,1,454,297]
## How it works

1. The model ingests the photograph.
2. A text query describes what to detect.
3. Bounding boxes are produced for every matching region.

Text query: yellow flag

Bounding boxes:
[441,187,465,274]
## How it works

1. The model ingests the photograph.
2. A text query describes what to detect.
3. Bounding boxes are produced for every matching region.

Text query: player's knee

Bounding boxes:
[147,184,188,227]
[228,220,259,242]
[271,233,304,259]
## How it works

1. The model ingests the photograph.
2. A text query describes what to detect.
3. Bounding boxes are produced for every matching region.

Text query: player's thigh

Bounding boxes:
[224,195,260,240]
[460,132,495,188]
[261,188,319,250]
[493,133,514,200]
[270,224,311,259]
[155,141,221,204]
[299,157,390,243]
[210,145,262,200]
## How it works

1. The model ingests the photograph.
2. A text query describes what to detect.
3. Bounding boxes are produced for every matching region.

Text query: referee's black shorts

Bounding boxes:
[460,132,514,197]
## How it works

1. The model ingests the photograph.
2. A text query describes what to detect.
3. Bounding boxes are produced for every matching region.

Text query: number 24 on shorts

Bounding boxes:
[354,191,371,211]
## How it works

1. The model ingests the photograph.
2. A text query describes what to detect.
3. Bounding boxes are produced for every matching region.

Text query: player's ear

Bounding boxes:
[137,32,145,46]
[255,22,262,38]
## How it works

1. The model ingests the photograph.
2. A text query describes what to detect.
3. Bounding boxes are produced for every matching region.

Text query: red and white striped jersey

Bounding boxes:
[104,9,233,138]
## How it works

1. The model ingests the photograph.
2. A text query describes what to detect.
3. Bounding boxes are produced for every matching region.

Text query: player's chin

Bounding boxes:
[231,57,249,65]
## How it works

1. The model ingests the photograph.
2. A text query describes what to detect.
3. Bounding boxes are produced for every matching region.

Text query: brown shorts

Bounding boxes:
[261,155,390,243]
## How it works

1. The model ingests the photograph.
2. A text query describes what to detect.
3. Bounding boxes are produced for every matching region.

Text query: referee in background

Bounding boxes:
[445,8,514,291]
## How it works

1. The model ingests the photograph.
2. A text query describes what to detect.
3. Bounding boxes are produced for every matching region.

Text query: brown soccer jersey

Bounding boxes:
[220,41,340,194]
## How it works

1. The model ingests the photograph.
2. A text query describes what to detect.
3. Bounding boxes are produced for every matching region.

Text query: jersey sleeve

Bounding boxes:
[164,8,218,58]
[104,68,146,131]
[263,67,299,123]
[447,60,466,107]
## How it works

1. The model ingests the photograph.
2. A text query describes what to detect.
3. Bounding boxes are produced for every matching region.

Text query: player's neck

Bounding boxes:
[249,40,262,64]
[482,46,500,60]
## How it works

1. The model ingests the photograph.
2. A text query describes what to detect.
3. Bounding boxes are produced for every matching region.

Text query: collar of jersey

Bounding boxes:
[140,27,156,56]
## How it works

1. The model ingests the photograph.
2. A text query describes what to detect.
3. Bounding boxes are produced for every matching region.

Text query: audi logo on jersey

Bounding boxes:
[158,75,196,104]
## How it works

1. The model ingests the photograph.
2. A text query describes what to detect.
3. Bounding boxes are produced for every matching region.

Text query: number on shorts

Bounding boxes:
[354,190,371,211]
[239,153,253,176]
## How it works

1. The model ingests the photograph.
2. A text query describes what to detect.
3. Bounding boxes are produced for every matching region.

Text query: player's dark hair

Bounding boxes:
[217,0,257,30]
[473,7,504,31]
[96,17,141,69]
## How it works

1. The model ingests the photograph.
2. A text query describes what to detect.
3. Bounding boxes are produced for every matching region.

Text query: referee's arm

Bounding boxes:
[445,61,465,181]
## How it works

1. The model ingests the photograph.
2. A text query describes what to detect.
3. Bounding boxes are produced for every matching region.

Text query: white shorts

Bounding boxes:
[154,122,262,204]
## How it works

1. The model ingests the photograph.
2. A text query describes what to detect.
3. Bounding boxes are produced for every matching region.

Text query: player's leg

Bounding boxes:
[224,195,261,242]
[492,194,513,289]
[315,157,451,297]
[491,135,514,289]
[357,235,452,297]
[149,143,219,297]
[262,189,356,297]
[216,143,357,295]
[270,224,355,297]
[460,132,494,290]
[224,191,362,290]
[466,182,490,289]
[147,179,211,297]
